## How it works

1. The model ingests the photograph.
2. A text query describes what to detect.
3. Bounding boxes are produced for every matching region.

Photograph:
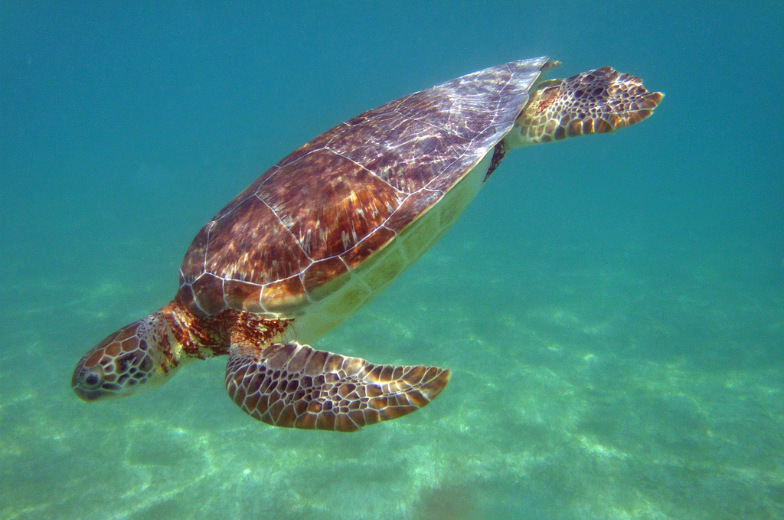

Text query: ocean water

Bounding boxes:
[1,2,782,519]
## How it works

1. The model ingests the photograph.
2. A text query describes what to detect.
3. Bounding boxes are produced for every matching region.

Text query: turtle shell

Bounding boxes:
[177,57,549,336]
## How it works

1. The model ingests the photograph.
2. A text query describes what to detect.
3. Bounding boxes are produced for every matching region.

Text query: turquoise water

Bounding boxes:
[2,2,782,518]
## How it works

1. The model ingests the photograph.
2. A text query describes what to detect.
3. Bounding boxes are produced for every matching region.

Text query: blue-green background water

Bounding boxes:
[1,2,782,519]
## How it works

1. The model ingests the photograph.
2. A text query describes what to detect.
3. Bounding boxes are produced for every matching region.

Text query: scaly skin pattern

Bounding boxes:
[72,58,662,431]
[71,300,286,401]
[225,343,449,432]
[71,300,449,431]
[513,66,663,144]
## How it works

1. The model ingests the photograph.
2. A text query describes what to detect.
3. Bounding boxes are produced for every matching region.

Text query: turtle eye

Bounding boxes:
[81,368,103,389]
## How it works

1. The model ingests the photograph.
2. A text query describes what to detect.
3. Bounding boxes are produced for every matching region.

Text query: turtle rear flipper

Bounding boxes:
[512,65,663,145]
[225,342,450,431]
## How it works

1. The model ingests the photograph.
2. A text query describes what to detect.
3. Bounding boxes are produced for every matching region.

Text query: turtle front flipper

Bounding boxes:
[225,342,450,432]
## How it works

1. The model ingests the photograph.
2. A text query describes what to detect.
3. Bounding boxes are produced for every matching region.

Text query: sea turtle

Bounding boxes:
[72,57,662,431]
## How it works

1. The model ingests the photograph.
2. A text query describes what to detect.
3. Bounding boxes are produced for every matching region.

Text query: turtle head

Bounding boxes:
[72,312,178,401]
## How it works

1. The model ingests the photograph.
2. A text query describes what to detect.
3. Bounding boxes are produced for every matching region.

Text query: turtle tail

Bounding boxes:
[512,66,663,146]
[225,342,450,432]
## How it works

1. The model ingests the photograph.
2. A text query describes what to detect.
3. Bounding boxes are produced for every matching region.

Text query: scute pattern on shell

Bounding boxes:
[178,57,549,316]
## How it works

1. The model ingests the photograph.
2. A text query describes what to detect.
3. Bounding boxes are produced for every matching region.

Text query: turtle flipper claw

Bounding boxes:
[225,342,450,432]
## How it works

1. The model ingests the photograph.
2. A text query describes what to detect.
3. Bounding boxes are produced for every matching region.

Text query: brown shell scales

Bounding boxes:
[178,57,550,316]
